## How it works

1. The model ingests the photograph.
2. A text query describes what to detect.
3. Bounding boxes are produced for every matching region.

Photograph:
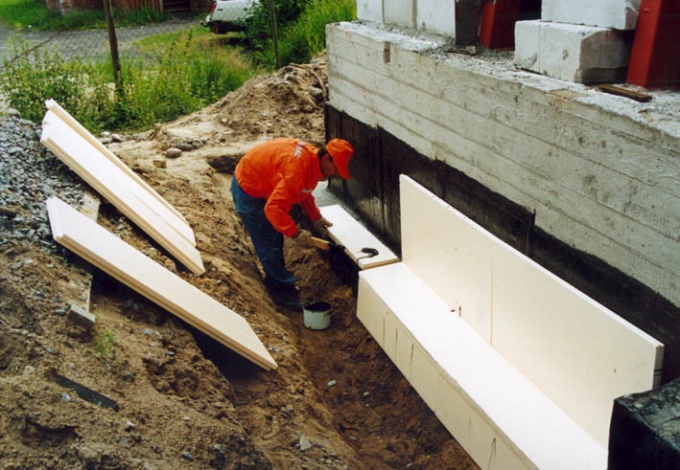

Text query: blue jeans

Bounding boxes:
[230,177,296,287]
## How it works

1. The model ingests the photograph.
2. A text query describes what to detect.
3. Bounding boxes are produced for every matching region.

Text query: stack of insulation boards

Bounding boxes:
[42,101,276,371]
[41,100,204,276]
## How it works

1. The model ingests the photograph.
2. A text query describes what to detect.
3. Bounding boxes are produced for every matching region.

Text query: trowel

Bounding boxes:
[311,236,345,252]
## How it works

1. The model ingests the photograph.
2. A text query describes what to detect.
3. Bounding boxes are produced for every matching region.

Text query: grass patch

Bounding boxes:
[277,0,355,65]
[0,0,50,29]
[0,28,257,132]
[0,0,350,131]
[0,0,173,31]
[95,330,117,360]
[245,0,356,68]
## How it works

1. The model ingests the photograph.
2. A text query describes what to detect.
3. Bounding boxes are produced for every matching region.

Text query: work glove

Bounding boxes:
[313,216,333,237]
[292,229,314,248]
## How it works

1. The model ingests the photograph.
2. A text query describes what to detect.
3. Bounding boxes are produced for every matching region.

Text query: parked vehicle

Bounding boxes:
[201,0,258,34]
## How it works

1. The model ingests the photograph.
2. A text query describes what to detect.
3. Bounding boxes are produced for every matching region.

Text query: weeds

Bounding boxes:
[0,30,254,132]
[244,0,355,68]
[95,330,118,359]
[0,41,116,131]
[277,0,356,65]
[0,0,349,131]
[0,0,170,31]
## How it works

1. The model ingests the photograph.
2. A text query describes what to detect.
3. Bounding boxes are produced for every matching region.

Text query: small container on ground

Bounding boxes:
[303,302,332,330]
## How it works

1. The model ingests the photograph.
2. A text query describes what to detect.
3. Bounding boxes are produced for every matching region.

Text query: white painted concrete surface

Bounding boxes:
[542,0,640,30]
[327,21,680,310]
[514,20,631,83]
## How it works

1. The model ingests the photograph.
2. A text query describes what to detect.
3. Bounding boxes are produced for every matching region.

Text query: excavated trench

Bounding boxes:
[0,55,478,467]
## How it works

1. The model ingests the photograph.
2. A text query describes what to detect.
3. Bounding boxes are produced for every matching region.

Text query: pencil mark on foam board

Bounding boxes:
[487,437,497,469]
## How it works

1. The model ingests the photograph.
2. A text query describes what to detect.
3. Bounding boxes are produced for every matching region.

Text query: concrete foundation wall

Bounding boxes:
[326,21,680,380]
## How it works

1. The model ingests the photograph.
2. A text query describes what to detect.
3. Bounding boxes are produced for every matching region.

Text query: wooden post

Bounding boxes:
[268,0,280,69]
[103,0,122,95]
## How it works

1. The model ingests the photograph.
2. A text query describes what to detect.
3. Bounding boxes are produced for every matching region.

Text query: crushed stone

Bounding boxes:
[0,115,89,253]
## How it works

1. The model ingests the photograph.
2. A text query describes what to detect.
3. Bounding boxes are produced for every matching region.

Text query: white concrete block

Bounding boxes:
[514,20,631,84]
[542,0,640,30]
[416,0,456,37]
[384,0,415,28]
[357,0,383,23]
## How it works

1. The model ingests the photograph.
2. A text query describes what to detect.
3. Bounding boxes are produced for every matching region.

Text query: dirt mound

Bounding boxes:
[0,57,476,469]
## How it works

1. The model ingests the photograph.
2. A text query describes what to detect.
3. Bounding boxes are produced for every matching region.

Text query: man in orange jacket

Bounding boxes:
[231,137,354,311]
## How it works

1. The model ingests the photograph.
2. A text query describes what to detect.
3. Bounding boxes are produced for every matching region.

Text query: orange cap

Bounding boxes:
[326,139,354,180]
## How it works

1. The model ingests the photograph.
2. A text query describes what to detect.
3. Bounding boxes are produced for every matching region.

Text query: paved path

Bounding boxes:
[0,14,199,63]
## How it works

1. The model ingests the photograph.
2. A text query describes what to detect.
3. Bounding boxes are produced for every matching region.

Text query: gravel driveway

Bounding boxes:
[0,14,199,63]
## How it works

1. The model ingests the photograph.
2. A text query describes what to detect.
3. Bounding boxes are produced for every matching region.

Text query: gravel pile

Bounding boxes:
[0,114,90,253]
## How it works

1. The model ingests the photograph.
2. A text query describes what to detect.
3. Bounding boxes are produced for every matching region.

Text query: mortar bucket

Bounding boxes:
[303,302,332,330]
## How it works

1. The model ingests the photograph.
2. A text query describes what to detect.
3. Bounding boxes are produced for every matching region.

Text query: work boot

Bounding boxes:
[272,289,303,312]
[263,276,300,293]
[263,277,302,312]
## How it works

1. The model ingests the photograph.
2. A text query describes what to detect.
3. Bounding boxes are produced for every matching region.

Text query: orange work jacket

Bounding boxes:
[234,138,323,237]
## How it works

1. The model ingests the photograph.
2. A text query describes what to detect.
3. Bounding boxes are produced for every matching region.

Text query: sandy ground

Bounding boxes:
[0,55,477,469]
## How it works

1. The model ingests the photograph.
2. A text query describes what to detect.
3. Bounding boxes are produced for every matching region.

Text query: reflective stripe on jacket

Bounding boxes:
[234,138,323,237]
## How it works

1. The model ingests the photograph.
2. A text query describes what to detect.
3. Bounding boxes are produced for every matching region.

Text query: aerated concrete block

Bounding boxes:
[416,0,456,37]
[357,0,383,23]
[542,0,640,30]
[514,20,632,84]
[384,0,415,28]
[609,379,680,470]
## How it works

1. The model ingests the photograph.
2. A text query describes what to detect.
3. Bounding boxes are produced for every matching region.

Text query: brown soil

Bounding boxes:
[0,54,477,469]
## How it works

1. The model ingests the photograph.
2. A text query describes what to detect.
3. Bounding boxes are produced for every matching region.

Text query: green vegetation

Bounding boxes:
[244,0,356,68]
[0,0,169,31]
[95,329,118,359]
[112,29,255,130]
[0,29,255,132]
[0,0,353,131]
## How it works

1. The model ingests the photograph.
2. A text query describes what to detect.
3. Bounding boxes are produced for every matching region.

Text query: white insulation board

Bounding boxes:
[44,99,193,241]
[46,197,276,370]
[398,174,663,446]
[41,110,205,275]
[320,204,398,269]
[357,265,607,470]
